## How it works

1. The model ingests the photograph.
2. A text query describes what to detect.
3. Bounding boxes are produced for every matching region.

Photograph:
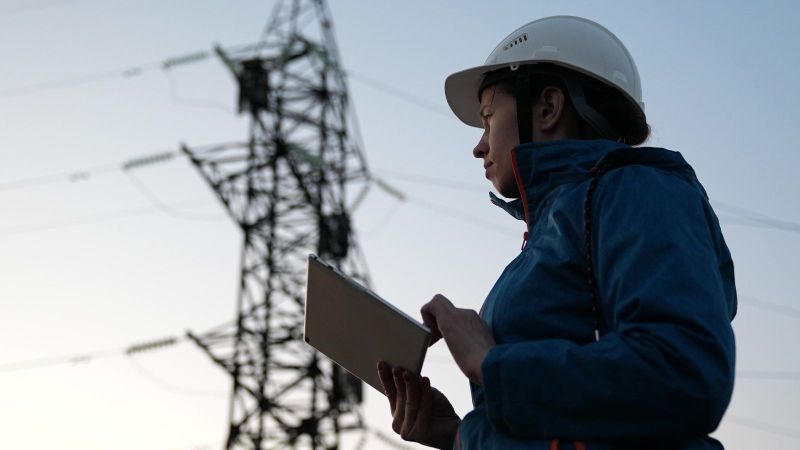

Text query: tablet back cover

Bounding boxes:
[304,255,430,393]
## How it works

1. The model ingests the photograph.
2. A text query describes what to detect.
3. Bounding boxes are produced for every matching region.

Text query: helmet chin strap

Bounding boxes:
[562,74,619,142]
[514,68,534,145]
[510,66,619,144]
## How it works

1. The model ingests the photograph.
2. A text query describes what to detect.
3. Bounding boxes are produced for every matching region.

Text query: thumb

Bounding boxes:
[421,303,442,344]
[421,294,454,345]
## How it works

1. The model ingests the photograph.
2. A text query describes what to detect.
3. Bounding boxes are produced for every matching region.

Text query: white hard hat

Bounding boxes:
[444,16,644,130]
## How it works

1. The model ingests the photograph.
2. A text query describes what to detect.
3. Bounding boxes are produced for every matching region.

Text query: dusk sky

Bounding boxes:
[1,1,798,449]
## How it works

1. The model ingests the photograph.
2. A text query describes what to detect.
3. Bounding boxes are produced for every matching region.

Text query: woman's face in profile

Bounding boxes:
[473,85,520,198]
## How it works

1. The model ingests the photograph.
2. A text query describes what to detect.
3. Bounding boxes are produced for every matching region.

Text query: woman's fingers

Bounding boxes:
[377,361,397,413]
[421,295,496,386]
[391,366,407,434]
[381,366,459,448]
[383,365,436,442]
[401,370,421,438]
[416,377,433,430]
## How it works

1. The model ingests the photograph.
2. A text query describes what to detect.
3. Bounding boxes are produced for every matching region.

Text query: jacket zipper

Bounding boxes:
[510,148,530,250]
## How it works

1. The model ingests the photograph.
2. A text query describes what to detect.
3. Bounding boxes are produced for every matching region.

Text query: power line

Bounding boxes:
[711,200,800,234]
[0,142,244,195]
[0,47,449,126]
[8,151,800,244]
[0,348,119,373]
[740,296,800,320]
[0,149,514,237]
[1,40,797,239]
[716,213,800,235]
[0,49,213,100]
[126,357,227,397]
[345,70,452,117]
[354,177,519,238]
[0,162,119,193]
[0,334,228,401]
[0,150,178,194]
[2,158,799,248]
[1,17,795,448]
[124,170,225,222]
[0,52,797,241]
[371,167,800,237]
[0,31,796,238]
[164,68,233,114]
[379,170,800,235]
[375,168,486,193]
[726,414,800,440]
[3,330,799,445]
[0,64,156,99]
[406,193,520,237]
[737,370,800,380]
[359,201,404,239]
[0,198,215,238]
[376,170,800,235]
[0,0,78,17]
[0,336,181,374]
[1,175,512,243]
[5,151,791,240]
[8,330,796,382]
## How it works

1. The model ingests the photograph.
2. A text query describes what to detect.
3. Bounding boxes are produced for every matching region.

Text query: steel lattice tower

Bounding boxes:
[183,1,371,448]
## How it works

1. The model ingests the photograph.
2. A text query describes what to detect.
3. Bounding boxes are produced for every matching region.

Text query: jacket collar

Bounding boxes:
[490,139,694,227]
[490,139,626,222]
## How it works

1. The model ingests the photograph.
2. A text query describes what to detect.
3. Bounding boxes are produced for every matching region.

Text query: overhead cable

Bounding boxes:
[0,141,244,194]
[737,370,800,380]
[126,357,227,397]
[124,171,225,222]
[0,0,77,17]
[0,335,182,374]
[726,414,800,440]
[0,149,178,194]
[375,168,486,193]
[0,198,215,238]
[740,296,800,320]
[345,70,452,117]
[378,170,800,235]
[0,49,213,100]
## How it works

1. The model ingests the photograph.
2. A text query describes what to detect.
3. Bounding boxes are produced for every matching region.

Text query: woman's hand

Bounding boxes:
[377,361,460,450]
[421,294,496,385]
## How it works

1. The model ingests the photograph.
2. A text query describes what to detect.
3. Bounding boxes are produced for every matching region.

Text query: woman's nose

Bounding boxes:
[473,134,488,159]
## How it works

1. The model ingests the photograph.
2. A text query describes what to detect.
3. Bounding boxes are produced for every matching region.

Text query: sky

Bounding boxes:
[0,0,799,449]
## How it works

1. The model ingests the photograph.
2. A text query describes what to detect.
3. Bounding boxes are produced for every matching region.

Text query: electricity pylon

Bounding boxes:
[183,1,371,448]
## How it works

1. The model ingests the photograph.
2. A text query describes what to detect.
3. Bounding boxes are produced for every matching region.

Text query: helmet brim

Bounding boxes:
[444,62,510,129]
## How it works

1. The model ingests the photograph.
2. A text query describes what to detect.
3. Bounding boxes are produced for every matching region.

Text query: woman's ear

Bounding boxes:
[535,86,567,133]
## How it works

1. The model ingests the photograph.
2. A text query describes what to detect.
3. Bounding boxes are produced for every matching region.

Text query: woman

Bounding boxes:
[377,16,736,450]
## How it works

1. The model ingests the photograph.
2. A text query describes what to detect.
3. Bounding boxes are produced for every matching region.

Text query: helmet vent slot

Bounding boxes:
[503,33,528,51]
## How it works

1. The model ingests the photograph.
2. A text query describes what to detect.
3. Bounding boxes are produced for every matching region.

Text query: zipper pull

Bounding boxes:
[520,231,529,251]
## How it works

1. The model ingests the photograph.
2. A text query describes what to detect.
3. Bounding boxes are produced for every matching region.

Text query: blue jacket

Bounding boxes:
[456,140,736,450]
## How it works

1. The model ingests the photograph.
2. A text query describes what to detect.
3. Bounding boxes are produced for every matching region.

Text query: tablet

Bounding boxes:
[304,254,431,393]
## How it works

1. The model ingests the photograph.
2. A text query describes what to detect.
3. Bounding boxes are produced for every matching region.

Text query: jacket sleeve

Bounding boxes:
[480,166,736,441]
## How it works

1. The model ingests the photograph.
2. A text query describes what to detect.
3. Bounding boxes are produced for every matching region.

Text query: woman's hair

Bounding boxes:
[581,76,650,145]
[486,65,651,145]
